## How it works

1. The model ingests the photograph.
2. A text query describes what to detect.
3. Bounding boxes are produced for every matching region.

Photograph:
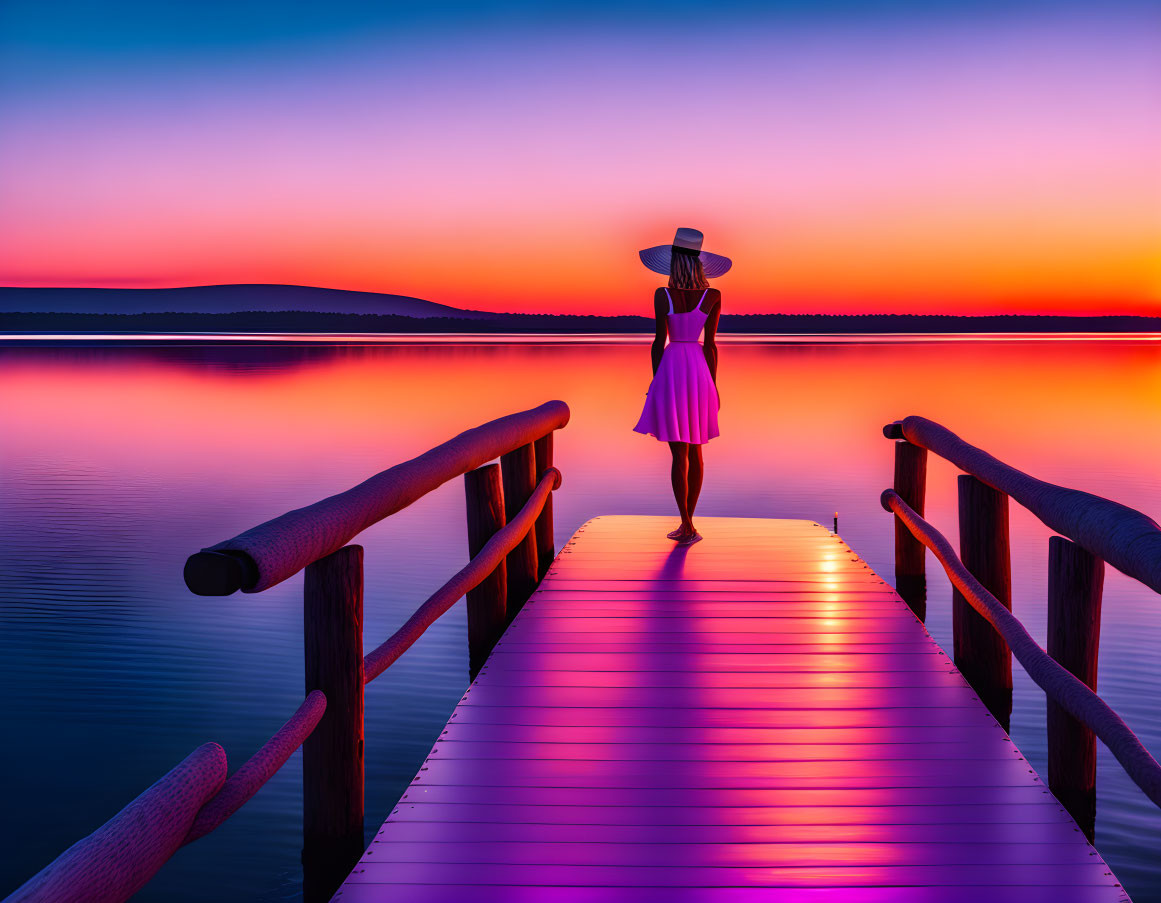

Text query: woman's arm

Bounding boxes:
[703,293,721,383]
[650,288,668,376]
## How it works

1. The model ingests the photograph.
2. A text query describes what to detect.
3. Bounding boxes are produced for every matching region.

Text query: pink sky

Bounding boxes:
[1,12,1159,314]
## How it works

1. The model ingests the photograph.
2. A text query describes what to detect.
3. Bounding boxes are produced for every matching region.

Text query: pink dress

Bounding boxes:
[633,288,720,444]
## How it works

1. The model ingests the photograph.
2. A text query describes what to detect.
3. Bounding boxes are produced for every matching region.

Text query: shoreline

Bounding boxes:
[4,305,1161,338]
[3,331,1160,345]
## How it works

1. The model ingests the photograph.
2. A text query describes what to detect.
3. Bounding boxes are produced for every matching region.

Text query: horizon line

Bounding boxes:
[1,282,1157,320]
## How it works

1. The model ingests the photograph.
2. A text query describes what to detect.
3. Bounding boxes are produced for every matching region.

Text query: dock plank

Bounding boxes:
[334,516,1127,901]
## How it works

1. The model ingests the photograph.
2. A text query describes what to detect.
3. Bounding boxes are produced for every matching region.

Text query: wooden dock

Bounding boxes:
[16,405,1158,903]
[334,515,1127,902]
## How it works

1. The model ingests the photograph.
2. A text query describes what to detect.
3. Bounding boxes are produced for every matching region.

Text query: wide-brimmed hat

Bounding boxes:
[639,227,732,278]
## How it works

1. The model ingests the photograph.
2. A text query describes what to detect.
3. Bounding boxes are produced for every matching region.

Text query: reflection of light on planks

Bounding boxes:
[335,516,1126,902]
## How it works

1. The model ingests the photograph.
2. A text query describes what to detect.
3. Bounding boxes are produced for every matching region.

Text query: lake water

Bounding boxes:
[2,335,1160,901]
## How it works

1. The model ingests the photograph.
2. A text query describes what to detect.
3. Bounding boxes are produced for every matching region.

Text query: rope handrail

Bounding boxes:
[184,400,570,595]
[6,692,326,903]
[881,488,1161,809]
[364,465,560,683]
[884,415,1161,595]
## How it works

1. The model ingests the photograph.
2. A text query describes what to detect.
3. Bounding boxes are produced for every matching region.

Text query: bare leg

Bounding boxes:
[687,443,704,525]
[668,442,692,535]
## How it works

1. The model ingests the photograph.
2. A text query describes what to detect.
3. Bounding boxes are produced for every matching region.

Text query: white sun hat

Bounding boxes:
[638,227,732,278]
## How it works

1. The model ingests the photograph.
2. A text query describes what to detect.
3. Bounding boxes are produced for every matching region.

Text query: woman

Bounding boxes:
[633,227,731,545]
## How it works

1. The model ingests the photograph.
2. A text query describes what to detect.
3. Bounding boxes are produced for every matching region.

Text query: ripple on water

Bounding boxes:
[2,339,1160,902]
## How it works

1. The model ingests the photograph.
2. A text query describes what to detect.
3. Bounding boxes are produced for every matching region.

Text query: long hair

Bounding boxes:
[669,250,710,290]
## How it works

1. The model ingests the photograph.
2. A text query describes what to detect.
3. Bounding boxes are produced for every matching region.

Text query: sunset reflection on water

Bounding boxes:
[1,335,1160,901]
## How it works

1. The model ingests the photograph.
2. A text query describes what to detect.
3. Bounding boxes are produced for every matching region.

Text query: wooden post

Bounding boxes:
[1047,535,1104,840]
[302,545,364,903]
[464,464,507,678]
[500,443,540,619]
[534,433,555,580]
[954,475,1013,729]
[893,440,928,620]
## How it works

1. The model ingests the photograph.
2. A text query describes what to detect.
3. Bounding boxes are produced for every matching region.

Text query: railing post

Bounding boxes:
[893,440,928,620]
[1047,535,1104,839]
[954,475,1013,730]
[302,544,364,903]
[464,464,507,678]
[534,433,555,580]
[500,442,539,619]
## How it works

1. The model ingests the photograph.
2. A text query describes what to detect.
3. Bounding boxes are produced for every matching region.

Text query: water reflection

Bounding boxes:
[1,337,1159,901]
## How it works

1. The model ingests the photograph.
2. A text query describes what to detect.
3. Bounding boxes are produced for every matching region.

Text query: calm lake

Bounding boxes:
[2,335,1160,901]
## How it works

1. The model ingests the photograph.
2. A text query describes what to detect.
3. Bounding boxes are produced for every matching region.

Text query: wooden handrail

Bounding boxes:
[5,692,326,903]
[5,745,226,903]
[364,466,560,683]
[884,415,1161,594]
[12,405,570,903]
[7,464,564,903]
[882,488,1161,809]
[183,691,327,843]
[184,400,570,595]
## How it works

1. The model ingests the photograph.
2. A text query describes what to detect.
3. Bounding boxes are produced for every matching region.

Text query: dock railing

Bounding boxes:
[5,400,569,903]
[882,415,1161,835]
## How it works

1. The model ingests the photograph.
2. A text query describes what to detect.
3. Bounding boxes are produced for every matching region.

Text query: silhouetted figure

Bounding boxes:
[633,227,732,544]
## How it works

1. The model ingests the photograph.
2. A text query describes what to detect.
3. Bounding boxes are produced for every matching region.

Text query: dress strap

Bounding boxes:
[663,287,673,314]
[697,288,709,312]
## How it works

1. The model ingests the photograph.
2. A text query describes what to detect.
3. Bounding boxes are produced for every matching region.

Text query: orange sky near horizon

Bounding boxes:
[1,7,1159,316]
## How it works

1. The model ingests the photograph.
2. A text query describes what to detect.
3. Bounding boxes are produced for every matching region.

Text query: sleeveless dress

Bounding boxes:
[632,288,720,445]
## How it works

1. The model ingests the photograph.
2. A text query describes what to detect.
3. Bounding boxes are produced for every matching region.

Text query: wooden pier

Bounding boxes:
[12,403,1159,903]
[333,515,1125,902]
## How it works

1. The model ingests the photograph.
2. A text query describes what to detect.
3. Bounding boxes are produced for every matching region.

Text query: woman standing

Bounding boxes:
[633,227,732,545]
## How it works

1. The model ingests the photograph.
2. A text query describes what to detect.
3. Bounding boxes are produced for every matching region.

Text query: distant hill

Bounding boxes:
[5,309,1161,335]
[0,284,494,319]
[2,285,1160,334]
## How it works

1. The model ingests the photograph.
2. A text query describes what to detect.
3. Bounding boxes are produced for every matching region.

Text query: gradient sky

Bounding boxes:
[1,0,1159,315]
